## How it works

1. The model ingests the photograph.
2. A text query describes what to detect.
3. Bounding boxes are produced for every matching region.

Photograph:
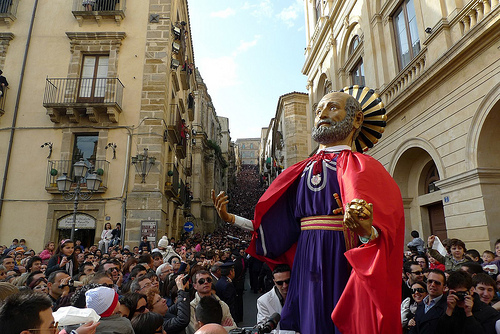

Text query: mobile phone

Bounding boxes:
[182,275,189,285]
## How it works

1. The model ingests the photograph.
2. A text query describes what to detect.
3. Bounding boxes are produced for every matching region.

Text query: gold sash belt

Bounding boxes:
[300,215,344,231]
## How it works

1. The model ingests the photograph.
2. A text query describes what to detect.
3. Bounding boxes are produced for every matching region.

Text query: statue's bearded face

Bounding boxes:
[312,92,359,145]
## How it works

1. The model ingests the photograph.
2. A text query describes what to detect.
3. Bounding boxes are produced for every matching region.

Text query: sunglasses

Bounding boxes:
[427,279,443,286]
[197,277,212,285]
[275,278,290,286]
[412,288,426,294]
[136,305,148,313]
[411,271,423,275]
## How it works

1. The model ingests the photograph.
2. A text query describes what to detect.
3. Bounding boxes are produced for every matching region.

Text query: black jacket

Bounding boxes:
[163,290,190,334]
[436,293,500,334]
[215,276,237,318]
[409,293,448,334]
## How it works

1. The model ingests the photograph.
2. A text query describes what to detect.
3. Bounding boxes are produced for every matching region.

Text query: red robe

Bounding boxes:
[246,150,404,334]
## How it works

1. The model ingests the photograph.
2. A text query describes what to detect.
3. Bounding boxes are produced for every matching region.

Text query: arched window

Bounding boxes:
[349,35,360,56]
[351,59,365,86]
[424,164,440,193]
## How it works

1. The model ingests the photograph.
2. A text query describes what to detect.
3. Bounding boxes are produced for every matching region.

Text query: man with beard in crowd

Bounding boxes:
[213,89,404,333]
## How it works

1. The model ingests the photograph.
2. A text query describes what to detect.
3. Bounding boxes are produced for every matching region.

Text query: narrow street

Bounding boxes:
[239,273,261,329]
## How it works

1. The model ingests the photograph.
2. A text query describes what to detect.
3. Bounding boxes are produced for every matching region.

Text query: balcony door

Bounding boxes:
[78,55,109,103]
[72,134,99,175]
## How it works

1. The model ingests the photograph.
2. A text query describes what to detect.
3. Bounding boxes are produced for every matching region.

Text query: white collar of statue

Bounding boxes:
[317,145,352,154]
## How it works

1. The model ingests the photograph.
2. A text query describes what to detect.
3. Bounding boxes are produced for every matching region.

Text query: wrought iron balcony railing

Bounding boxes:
[43,77,123,123]
[0,87,7,116]
[0,0,19,26]
[45,160,109,193]
[72,0,126,25]
[165,163,179,198]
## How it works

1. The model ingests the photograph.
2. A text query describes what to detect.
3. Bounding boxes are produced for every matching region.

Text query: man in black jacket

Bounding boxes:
[215,261,237,320]
[437,270,500,334]
[410,269,447,334]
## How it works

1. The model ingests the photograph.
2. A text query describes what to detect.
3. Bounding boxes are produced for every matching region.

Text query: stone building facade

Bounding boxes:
[235,138,260,165]
[0,0,229,250]
[302,0,500,250]
[261,92,310,184]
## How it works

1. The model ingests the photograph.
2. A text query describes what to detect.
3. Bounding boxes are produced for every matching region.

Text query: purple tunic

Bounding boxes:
[279,154,349,333]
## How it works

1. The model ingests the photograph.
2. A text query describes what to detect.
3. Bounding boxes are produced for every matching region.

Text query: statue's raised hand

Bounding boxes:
[211,189,235,224]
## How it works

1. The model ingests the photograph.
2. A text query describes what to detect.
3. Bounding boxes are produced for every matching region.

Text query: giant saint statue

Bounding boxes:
[212,86,404,334]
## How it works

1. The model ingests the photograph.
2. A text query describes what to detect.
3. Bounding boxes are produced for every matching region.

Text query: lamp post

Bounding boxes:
[131,148,156,183]
[56,159,101,241]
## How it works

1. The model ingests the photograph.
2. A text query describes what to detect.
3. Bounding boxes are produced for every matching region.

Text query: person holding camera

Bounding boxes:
[436,270,499,334]
[409,269,447,334]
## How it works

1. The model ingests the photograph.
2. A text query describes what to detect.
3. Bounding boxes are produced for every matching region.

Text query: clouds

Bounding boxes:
[242,0,273,18]
[232,35,261,57]
[210,8,236,18]
[277,0,303,28]
[241,0,303,28]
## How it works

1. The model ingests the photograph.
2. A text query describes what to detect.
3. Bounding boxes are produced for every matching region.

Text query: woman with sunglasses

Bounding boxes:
[401,281,428,333]
[146,275,190,334]
[121,293,149,320]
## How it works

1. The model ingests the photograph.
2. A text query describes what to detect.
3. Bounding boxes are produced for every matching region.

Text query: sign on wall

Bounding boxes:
[141,220,158,249]
[58,214,96,229]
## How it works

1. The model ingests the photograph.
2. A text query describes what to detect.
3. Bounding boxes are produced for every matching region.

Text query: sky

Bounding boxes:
[188,0,307,140]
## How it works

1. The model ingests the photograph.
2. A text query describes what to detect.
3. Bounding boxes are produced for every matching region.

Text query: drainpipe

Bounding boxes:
[0,0,39,216]
[120,129,133,246]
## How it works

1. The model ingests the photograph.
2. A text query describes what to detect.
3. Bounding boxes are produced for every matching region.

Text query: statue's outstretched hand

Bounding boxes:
[344,199,373,238]
[211,189,235,224]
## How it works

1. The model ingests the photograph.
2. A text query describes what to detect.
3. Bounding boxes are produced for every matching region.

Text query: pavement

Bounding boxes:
[238,273,262,329]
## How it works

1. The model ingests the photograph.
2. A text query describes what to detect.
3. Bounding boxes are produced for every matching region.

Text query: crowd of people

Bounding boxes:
[0,225,257,334]
[3,216,500,333]
[402,231,500,333]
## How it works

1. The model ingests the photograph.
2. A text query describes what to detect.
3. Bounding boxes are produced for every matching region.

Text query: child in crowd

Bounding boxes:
[427,236,468,271]
[482,250,500,276]
[45,239,79,276]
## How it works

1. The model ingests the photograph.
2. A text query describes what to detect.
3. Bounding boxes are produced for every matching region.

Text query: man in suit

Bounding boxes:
[410,269,447,334]
[215,261,237,320]
[257,264,291,331]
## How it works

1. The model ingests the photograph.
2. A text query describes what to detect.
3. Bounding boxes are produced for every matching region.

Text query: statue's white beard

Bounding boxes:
[311,113,354,145]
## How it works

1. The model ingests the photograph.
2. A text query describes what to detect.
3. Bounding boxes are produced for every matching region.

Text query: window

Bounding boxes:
[250,143,253,149]
[393,0,421,69]
[72,134,98,171]
[314,0,321,23]
[351,59,365,86]
[242,144,245,149]
[79,55,109,102]
[349,36,360,56]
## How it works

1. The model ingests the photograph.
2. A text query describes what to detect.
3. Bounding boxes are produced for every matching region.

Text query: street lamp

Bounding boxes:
[56,159,101,241]
[131,148,156,183]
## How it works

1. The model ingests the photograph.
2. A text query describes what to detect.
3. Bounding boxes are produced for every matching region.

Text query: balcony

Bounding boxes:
[176,136,187,159]
[187,92,195,121]
[0,0,19,27]
[166,104,182,144]
[0,87,7,116]
[72,0,126,26]
[45,160,109,193]
[180,66,191,90]
[165,163,179,198]
[185,153,192,176]
[43,77,123,123]
[178,179,186,205]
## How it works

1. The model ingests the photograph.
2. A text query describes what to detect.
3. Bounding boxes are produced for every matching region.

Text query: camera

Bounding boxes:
[182,275,190,285]
[229,313,280,334]
[453,291,468,301]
